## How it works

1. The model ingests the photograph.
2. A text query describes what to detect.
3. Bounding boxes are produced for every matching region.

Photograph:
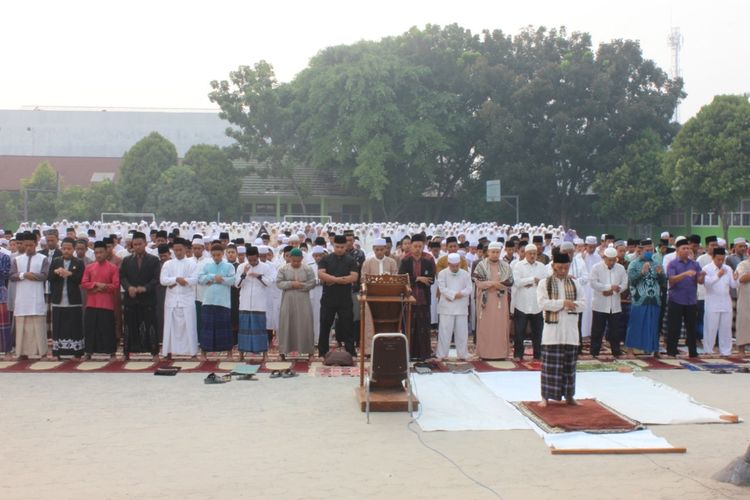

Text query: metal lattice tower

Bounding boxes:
[667,27,683,122]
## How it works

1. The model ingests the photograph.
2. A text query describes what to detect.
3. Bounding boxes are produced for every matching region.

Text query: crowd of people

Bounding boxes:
[0,219,748,402]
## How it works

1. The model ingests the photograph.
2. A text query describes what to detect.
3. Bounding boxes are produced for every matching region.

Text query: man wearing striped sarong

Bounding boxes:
[235,246,274,361]
[536,252,585,407]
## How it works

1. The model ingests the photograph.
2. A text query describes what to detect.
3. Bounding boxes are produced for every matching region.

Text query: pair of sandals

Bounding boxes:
[270,369,297,379]
[204,373,232,384]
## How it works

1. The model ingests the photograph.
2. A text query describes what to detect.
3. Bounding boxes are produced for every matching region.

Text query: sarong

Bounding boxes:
[625,304,660,353]
[200,304,233,352]
[84,307,116,355]
[541,345,577,401]
[52,306,84,357]
[0,303,12,353]
[238,311,268,353]
[409,305,432,361]
[123,304,159,355]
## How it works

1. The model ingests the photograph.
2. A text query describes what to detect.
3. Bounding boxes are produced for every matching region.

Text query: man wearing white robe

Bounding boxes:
[309,246,326,344]
[702,248,737,356]
[580,236,601,342]
[436,253,473,360]
[160,239,199,357]
[10,233,49,359]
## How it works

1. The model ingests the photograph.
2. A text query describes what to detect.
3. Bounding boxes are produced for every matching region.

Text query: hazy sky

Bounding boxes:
[2,0,747,122]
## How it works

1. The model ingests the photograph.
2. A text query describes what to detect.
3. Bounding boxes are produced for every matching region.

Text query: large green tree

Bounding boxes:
[183,144,241,219]
[473,27,683,225]
[56,180,120,221]
[150,165,210,221]
[21,161,60,222]
[666,94,750,240]
[592,129,673,234]
[118,132,178,212]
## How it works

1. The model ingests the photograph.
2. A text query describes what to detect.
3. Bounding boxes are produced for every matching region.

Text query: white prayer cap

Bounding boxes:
[254,238,263,245]
[560,241,575,252]
[281,236,290,244]
[312,245,326,255]
[488,242,503,250]
[124,233,133,241]
[0,239,8,246]
[718,238,726,247]
[289,234,300,242]
[660,231,670,239]
[469,240,478,247]
[674,235,687,244]
[573,238,584,245]
[524,243,537,252]
[192,238,205,246]
[447,253,461,264]
[373,238,386,246]
[585,236,598,245]
[237,245,246,254]
[734,237,747,245]
[258,246,270,255]
[604,247,617,258]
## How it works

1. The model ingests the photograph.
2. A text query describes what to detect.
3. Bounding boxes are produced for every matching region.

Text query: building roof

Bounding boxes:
[235,160,350,198]
[0,155,121,191]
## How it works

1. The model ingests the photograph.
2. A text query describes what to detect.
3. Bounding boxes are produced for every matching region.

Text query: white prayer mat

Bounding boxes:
[484,360,516,370]
[28,361,65,371]
[170,361,201,370]
[477,371,595,402]
[123,361,156,371]
[413,373,531,432]
[542,429,683,454]
[0,361,17,369]
[76,361,110,371]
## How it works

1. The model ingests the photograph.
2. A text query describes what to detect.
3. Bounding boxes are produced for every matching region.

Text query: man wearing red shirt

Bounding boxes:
[81,241,121,360]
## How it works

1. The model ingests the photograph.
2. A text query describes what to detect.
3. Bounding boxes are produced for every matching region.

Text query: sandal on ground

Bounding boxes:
[269,370,282,379]
[281,369,298,378]
[204,372,231,384]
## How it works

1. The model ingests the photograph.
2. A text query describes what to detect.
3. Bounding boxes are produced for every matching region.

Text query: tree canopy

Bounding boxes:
[118,132,178,212]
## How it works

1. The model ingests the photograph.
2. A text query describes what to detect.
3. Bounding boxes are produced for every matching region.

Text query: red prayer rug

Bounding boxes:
[514,399,643,434]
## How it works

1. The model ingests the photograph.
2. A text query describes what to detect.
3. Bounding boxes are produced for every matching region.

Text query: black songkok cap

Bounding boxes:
[605,234,615,241]
[333,235,347,244]
[705,235,718,244]
[158,244,170,255]
[247,245,259,256]
[314,236,326,246]
[544,233,553,239]
[156,230,168,238]
[675,239,689,248]
[713,247,726,255]
[688,234,702,244]
[532,235,543,243]
[219,232,229,240]
[553,252,571,264]
[172,237,188,247]
[131,231,147,241]
[103,237,114,245]
[428,241,441,249]
[94,241,106,249]
[445,236,458,244]
[411,233,426,243]
[639,239,653,246]
[384,236,392,244]
[234,238,245,245]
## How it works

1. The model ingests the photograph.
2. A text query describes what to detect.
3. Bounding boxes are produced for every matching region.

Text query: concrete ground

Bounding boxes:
[0,369,748,500]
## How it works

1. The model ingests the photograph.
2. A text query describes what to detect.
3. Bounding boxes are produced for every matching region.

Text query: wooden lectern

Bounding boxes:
[358,274,414,388]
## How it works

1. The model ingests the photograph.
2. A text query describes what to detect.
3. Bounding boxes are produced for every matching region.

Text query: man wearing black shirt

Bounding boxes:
[345,231,366,346]
[317,235,359,357]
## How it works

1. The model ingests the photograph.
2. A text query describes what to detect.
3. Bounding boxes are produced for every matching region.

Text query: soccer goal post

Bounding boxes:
[100,212,156,224]
[282,215,332,224]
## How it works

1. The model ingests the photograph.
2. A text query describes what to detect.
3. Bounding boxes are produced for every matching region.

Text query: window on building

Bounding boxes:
[661,211,686,227]
[729,199,750,227]
[691,211,719,227]
[254,203,277,216]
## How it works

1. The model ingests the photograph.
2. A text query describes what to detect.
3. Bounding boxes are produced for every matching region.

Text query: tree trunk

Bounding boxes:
[720,206,730,243]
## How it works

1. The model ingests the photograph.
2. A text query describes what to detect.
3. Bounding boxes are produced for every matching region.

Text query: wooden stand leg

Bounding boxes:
[359,298,366,387]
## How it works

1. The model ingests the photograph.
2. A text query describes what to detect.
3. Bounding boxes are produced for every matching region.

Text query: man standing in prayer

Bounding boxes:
[236,246,273,360]
[473,241,514,360]
[537,252,585,407]
[665,239,703,358]
[512,243,548,361]
[81,241,120,360]
[276,248,317,360]
[625,241,667,357]
[702,247,737,356]
[48,237,84,359]
[198,243,236,358]
[436,253,472,360]
[120,231,161,360]
[160,238,199,358]
[156,244,171,343]
[191,236,208,333]
[399,234,436,360]
[0,246,12,355]
[10,232,49,360]
[734,253,750,354]
[589,247,628,357]
[360,237,399,353]
[317,235,359,357]
[309,246,326,346]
